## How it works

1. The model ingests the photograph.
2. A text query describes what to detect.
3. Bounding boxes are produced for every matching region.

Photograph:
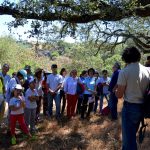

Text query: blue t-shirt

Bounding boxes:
[84,77,96,95]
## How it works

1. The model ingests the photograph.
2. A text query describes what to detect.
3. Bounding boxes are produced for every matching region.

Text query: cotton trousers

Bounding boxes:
[36,96,42,118]
[10,114,29,136]
[0,101,5,123]
[81,94,94,119]
[60,90,66,114]
[24,108,36,130]
[109,92,118,120]
[67,94,78,118]
[43,94,48,115]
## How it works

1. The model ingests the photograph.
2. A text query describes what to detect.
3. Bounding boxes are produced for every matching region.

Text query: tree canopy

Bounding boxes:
[0,0,150,53]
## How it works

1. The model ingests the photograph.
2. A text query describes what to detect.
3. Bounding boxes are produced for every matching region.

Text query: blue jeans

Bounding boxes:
[122,101,143,150]
[109,92,118,119]
[47,92,61,117]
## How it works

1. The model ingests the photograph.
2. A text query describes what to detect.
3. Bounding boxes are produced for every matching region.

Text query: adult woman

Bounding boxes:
[81,68,97,119]
[34,68,43,121]
[64,69,78,119]
[60,68,67,115]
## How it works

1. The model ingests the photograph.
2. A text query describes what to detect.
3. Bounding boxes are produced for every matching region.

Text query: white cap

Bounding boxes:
[15,84,23,90]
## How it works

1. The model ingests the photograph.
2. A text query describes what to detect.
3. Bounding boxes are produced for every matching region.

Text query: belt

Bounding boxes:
[124,101,143,106]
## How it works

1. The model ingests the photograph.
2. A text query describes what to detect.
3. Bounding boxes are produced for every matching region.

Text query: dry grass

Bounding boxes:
[0,100,150,150]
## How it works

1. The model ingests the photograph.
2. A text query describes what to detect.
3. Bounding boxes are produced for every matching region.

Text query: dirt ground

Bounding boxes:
[0,99,150,150]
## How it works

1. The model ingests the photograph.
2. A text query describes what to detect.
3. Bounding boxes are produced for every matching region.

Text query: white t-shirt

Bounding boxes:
[35,78,43,96]
[46,74,63,93]
[117,63,150,104]
[25,88,38,109]
[97,77,111,94]
[60,76,68,90]
[9,96,25,115]
[64,77,78,95]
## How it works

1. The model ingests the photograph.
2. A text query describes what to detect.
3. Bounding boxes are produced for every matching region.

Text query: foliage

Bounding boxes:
[0,36,147,76]
[0,0,150,54]
[0,36,50,74]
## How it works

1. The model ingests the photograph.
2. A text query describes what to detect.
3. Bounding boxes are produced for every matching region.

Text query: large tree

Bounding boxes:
[0,0,150,53]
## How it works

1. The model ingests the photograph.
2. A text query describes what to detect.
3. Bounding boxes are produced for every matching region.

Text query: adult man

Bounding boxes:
[116,47,150,150]
[0,64,11,126]
[109,62,120,120]
[0,76,5,126]
[0,64,11,95]
[47,64,62,119]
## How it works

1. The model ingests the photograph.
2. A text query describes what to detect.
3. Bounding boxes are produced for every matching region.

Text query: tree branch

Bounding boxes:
[0,2,150,23]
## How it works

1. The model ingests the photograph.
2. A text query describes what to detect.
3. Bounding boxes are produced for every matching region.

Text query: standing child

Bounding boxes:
[9,84,31,145]
[25,78,39,133]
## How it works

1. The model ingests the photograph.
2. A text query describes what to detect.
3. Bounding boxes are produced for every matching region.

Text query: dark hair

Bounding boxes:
[81,70,87,76]
[94,70,99,76]
[60,68,66,75]
[122,47,141,63]
[35,71,42,78]
[102,70,108,74]
[147,56,150,61]
[51,64,57,68]
[88,68,95,75]
[17,72,24,78]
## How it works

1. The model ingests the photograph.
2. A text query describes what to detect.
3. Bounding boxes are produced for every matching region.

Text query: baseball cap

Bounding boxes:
[18,69,27,80]
[15,84,23,90]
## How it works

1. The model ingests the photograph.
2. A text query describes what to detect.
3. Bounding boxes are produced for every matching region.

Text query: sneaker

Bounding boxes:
[11,137,16,145]
[29,135,37,141]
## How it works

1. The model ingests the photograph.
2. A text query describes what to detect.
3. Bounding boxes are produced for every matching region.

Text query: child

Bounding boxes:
[9,84,31,145]
[25,78,39,133]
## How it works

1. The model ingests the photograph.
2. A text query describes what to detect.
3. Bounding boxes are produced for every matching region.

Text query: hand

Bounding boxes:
[50,91,56,95]
[92,91,97,95]
[29,96,35,102]
[65,94,67,99]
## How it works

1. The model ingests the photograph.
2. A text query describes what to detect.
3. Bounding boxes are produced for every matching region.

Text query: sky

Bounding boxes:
[0,14,75,43]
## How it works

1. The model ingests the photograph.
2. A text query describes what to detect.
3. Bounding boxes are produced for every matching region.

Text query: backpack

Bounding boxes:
[101,106,110,116]
[97,82,103,96]
[139,82,150,144]
[143,83,150,118]
[76,83,85,95]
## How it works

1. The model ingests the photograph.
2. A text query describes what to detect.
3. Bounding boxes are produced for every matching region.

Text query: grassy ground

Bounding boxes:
[0,100,150,150]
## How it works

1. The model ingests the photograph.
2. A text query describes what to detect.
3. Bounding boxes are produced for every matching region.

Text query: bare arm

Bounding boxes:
[115,84,126,99]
